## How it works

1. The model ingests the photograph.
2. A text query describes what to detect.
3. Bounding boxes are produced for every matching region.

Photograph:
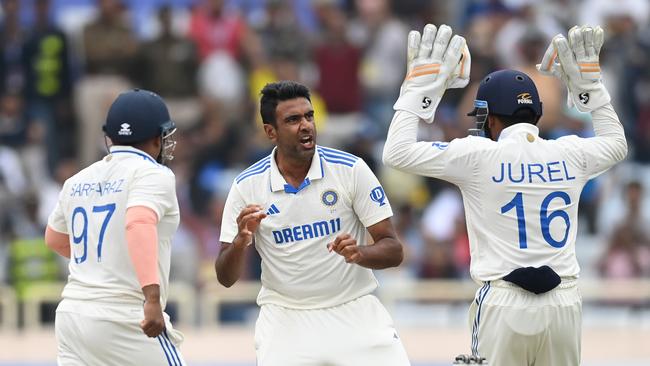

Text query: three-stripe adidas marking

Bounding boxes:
[266,204,280,215]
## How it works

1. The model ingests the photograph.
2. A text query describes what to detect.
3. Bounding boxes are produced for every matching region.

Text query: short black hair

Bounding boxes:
[493,108,539,127]
[260,81,311,125]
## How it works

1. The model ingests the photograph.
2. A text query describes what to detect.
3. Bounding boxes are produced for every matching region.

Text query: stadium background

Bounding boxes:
[0,0,649,364]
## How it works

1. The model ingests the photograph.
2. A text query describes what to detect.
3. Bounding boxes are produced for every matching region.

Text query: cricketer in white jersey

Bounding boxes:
[383,25,627,366]
[216,81,410,366]
[45,90,185,366]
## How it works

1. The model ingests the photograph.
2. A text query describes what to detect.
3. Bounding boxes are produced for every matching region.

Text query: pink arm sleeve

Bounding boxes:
[45,226,71,258]
[126,206,160,288]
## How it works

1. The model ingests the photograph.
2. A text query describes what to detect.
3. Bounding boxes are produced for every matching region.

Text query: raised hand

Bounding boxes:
[395,24,470,123]
[537,25,610,112]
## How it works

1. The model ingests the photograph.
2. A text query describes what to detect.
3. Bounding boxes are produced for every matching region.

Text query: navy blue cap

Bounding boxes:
[103,89,173,144]
[469,69,542,118]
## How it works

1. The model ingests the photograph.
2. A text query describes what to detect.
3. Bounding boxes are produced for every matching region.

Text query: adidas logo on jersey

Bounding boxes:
[266,204,280,215]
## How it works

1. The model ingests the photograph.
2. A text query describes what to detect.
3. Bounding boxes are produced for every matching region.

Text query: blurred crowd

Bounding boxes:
[1,0,650,312]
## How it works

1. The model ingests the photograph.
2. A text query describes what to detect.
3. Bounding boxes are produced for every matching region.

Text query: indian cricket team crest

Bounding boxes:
[321,190,338,206]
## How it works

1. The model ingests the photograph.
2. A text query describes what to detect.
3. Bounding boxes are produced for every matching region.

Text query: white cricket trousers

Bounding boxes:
[55,299,185,366]
[255,294,411,366]
[469,279,582,366]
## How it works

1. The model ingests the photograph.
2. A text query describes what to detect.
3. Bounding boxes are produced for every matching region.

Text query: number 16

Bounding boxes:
[500,191,571,249]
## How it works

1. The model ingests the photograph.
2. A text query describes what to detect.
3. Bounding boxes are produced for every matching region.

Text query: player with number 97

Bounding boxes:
[45,89,186,365]
[383,24,627,365]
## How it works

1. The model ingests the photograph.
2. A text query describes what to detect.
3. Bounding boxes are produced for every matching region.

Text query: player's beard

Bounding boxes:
[278,134,316,164]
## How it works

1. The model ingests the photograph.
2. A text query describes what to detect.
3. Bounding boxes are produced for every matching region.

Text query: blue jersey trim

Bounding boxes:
[319,155,325,177]
[284,178,311,194]
[318,146,359,161]
[236,162,272,183]
[236,156,271,183]
[240,156,271,174]
[111,150,158,165]
[318,149,357,163]
[318,147,358,167]
[321,156,355,167]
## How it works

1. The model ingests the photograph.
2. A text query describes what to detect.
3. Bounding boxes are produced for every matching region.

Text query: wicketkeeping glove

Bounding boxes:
[394,24,470,123]
[537,25,610,113]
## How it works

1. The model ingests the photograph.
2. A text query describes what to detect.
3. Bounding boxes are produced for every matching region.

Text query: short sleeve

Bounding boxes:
[219,181,247,243]
[352,159,393,227]
[47,187,68,234]
[126,167,177,220]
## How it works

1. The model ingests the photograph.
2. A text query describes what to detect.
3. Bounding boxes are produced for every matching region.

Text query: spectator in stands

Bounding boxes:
[22,0,74,175]
[513,28,563,134]
[598,225,645,278]
[136,5,200,129]
[255,0,309,65]
[188,0,263,67]
[592,4,650,163]
[75,0,137,165]
[312,0,362,147]
[0,0,25,93]
[493,0,562,70]
[0,91,27,147]
[599,181,650,278]
[419,185,466,278]
[314,1,361,114]
[349,0,407,135]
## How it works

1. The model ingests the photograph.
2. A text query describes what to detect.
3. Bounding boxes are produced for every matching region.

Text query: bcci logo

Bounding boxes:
[516,92,533,105]
[422,97,432,109]
[118,123,132,136]
[579,92,590,104]
[370,186,387,207]
[321,190,338,206]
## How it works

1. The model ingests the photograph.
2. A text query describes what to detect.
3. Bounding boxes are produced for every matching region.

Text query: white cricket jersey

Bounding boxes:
[220,146,393,309]
[48,145,179,308]
[384,105,627,282]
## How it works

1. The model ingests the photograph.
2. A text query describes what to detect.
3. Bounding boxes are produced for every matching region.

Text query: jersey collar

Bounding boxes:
[269,147,324,194]
[109,145,157,164]
[498,123,540,141]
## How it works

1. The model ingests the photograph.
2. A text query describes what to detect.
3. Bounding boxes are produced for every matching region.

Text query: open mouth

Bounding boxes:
[299,135,315,149]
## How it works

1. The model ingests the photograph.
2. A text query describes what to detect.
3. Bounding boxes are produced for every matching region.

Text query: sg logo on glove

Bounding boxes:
[422,97,432,109]
[393,24,471,123]
[579,92,589,104]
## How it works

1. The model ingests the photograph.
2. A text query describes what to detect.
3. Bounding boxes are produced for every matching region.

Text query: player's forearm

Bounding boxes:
[356,238,404,269]
[44,226,71,258]
[383,111,420,168]
[590,103,628,163]
[383,111,441,176]
[215,237,249,287]
[142,284,161,304]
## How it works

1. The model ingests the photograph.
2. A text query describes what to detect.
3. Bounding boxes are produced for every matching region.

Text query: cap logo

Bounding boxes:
[118,123,132,136]
[517,93,533,105]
